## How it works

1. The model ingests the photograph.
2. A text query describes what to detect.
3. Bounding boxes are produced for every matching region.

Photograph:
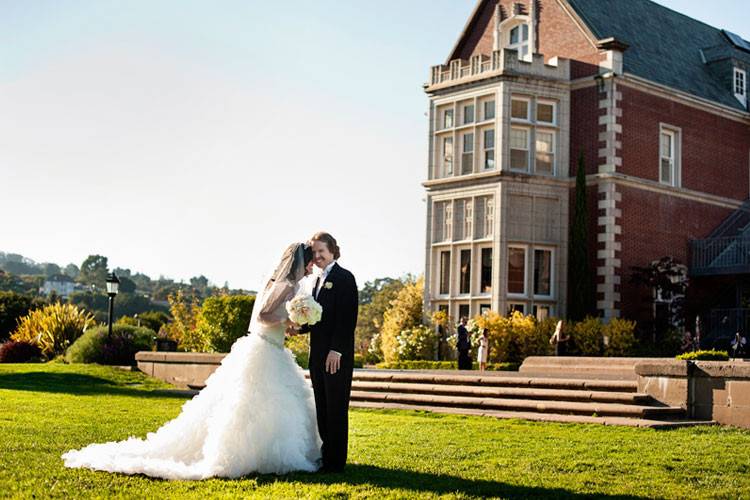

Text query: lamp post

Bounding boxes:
[106,273,120,339]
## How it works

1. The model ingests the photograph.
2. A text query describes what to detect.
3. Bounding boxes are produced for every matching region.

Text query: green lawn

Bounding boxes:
[1,363,750,499]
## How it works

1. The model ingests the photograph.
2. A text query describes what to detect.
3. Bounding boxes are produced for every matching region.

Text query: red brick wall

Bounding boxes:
[617,185,734,321]
[619,85,750,201]
[570,85,602,175]
[453,0,603,77]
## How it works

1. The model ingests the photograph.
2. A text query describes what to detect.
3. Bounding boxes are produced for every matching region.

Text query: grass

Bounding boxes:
[1,363,750,499]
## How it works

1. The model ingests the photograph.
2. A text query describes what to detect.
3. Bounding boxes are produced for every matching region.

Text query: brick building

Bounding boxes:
[423,0,750,341]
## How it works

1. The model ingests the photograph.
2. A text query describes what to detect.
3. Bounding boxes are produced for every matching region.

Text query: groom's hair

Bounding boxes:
[310,232,341,260]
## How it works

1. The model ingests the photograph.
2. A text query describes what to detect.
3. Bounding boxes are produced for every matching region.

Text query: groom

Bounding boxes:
[292,231,358,473]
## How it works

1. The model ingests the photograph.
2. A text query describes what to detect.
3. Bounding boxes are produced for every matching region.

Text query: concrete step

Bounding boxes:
[350,401,714,429]
[346,370,638,392]
[350,380,652,404]
[349,391,684,419]
[518,356,664,381]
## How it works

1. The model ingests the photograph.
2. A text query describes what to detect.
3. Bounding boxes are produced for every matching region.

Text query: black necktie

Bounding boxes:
[314,276,321,299]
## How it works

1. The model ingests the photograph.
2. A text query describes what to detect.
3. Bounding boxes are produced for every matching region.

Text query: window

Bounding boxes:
[508,303,526,315]
[459,250,471,294]
[508,24,529,59]
[480,304,491,315]
[533,305,551,320]
[483,129,495,170]
[735,67,747,105]
[510,127,529,171]
[443,108,454,129]
[439,251,451,295]
[535,131,554,175]
[463,104,475,125]
[659,128,679,186]
[433,201,452,242]
[464,200,473,239]
[442,137,454,176]
[458,304,470,321]
[483,100,495,120]
[454,199,472,240]
[474,196,494,239]
[536,101,556,125]
[507,246,526,295]
[481,248,492,294]
[533,249,552,297]
[462,133,474,175]
[511,98,529,120]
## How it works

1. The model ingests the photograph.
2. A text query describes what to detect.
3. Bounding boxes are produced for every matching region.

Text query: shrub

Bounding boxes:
[380,277,424,362]
[676,350,729,361]
[375,360,518,371]
[117,311,171,334]
[285,334,309,369]
[571,316,604,355]
[161,291,203,351]
[474,311,552,364]
[11,303,95,359]
[194,295,255,352]
[0,340,42,363]
[603,317,637,356]
[395,325,437,361]
[65,324,155,365]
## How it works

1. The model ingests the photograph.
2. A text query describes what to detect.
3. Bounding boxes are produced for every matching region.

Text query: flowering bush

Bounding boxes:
[603,317,637,356]
[395,325,437,361]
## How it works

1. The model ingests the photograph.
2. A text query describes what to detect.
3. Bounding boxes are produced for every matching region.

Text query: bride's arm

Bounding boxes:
[256,281,295,327]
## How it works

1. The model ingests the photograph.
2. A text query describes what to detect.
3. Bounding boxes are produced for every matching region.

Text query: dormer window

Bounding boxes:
[508,24,530,59]
[734,67,747,107]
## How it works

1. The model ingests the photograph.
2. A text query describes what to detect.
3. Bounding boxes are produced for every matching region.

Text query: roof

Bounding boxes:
[567,0,750,111]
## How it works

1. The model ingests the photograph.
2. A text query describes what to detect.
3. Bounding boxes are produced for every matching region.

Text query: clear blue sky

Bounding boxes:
[1,1,747,289]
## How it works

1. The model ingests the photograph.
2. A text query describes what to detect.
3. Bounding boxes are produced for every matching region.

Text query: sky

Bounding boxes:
[1,1,748,290]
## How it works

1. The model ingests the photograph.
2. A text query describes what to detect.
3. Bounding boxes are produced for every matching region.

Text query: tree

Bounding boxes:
[0,291,46,341]
[379,276,424,363]
[190,275,209,290]
[630,256,688,345]
[568,152,594,321]
[42,263,61,277]
[355,278,405,358]
[118,276,137,294]
[78,255,109,288]
[63,263,80,279]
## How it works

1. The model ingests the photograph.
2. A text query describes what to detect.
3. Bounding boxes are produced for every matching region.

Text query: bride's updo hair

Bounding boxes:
[302,244,313,266]
[310,232,341,260]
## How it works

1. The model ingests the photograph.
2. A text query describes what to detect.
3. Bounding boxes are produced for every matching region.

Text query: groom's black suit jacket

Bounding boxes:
[304,263,358,366]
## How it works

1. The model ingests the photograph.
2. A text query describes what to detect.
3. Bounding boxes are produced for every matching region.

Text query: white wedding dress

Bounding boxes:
[62,273,322,480]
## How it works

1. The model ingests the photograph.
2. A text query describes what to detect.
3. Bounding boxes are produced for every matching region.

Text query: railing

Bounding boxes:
[690,236,750,276]
[704,308,750,350]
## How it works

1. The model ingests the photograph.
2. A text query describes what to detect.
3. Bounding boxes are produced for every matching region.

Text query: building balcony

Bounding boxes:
[426,49,570,92]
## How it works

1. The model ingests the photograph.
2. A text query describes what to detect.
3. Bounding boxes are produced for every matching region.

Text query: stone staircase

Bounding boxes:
[340,369,703,428]
[160,355,714,428]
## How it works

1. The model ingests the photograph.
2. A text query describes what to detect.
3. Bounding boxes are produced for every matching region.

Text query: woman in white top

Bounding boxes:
[477,328,489,371]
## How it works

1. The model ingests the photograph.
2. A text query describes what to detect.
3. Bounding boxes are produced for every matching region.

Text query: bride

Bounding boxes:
[62,243,322,479]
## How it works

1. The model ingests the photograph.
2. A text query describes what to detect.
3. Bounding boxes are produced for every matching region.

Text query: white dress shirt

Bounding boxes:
[314,260,341,357]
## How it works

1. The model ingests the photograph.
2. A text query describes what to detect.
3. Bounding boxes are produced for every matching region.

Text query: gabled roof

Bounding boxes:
[567,0,750,111]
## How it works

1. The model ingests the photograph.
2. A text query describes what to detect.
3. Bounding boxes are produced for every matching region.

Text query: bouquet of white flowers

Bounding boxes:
[286,294,323,326]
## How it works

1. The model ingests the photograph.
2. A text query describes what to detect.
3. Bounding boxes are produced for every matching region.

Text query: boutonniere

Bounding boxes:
[324,282,333,290]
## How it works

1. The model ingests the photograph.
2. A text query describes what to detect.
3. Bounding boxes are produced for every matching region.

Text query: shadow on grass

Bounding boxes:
[0,372,188,399]
[256,464,650,499]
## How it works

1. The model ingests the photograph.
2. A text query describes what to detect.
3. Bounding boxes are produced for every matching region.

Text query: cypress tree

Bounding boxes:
[568,152,593,320]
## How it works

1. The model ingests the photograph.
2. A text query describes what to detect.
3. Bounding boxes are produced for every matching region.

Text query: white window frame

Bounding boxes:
[532,247,555,299]
[443,108,454,129]
[510,96,531,122]
[532,304,554,320]
[437,249,451,297]
[485,197,494,238]
[659,124,681,187]
[534,130,556,176]
[462,103,475,125]
[457,247,472,296]
[477,245,493,296]
[507,244,528,298]
[510,126,530,172]
[507,23,530,60]
[482,128,495,170]
[443,202,453,242]
[536,100,557,126]
[461,132,475,175]
[463,199,473,240]
[735,67,747,107]
[442,136,454,177]
[483,99,496,121]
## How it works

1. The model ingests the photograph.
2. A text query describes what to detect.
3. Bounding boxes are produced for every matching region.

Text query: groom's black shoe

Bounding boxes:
[320,465,345,474]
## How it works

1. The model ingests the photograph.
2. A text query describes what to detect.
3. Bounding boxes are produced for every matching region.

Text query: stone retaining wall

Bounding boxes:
[136,351,226,389]
[635,360,750,429]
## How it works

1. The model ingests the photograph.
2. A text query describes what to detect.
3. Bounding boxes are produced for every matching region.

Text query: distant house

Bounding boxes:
[422,0,750,341]
[41,275,77,298]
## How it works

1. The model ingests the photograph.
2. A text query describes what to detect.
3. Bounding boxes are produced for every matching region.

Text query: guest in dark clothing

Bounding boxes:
[457,317,472,370]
